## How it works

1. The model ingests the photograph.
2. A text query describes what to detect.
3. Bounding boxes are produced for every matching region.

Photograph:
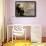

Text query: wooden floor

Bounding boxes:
[3,40,31,46]
[3,40,46,46]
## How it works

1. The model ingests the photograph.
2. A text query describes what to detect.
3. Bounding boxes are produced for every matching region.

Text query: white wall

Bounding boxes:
[0,0,4,42]
[5,0,46,37]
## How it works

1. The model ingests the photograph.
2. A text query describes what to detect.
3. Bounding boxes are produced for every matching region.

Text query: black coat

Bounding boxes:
[16,6,24,16]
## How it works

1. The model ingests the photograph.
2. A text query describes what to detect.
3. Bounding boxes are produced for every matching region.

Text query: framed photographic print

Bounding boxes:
[15,1,36,17]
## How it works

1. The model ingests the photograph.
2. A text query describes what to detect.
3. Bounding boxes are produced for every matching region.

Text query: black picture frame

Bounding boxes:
[15,1,36,17]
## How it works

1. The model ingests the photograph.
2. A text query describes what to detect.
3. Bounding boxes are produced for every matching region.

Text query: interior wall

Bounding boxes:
[5,0,46,38]
[0,0,4,42]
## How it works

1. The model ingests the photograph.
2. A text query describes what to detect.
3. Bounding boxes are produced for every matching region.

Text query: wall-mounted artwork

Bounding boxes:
[15,1,36,17]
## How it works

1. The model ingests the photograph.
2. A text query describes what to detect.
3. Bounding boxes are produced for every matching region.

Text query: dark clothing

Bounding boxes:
[20,9,24,16]
[16,5,24,16]
[16,6,21,13]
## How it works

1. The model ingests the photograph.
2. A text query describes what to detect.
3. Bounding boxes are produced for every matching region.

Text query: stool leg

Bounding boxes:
[25,31,26,42]
[12,30,13,43]
[25,30,26,46]
[15,36,16,42]
[1,42,3,46]
[7,27,8,43]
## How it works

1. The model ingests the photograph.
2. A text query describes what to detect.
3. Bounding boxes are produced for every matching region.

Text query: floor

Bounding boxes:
[3,40,31,46]
[3,40,46,46]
